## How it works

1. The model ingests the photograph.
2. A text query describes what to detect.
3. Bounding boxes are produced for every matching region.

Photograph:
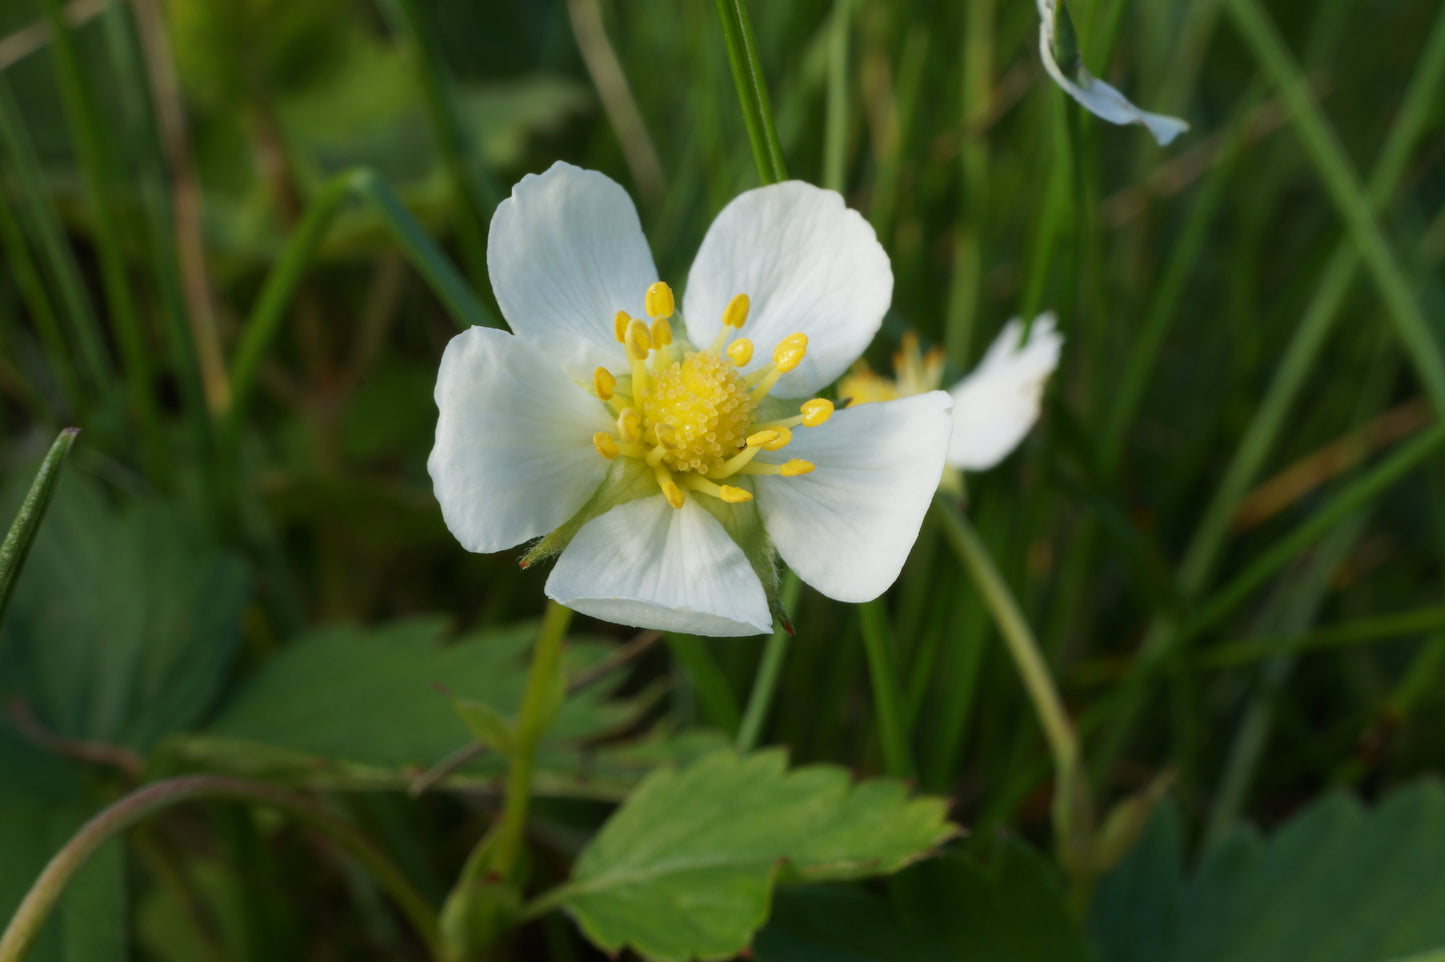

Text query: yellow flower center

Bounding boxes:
[588,282,835,509]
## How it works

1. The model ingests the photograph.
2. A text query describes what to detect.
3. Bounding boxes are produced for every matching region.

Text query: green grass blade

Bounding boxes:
[713,0,788,184]
[859,598,914,779]
[0,427,79,626]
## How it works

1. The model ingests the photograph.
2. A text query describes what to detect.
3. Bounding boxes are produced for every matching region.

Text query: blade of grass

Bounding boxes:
[734,572,801,750]
[714,0,788,184]
[0,427,79,626]
[821,0,852,191]
[859,598,913,778]
[0,187,83,413]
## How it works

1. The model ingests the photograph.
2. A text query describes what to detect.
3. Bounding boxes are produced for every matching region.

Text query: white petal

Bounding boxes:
[545,496,772,636]
[682,182,892,398]
[428,326,614,553]
[1037,0,1189,147]
[488,162,657,379]
[753,391,953,603]
[948,314,1063,470]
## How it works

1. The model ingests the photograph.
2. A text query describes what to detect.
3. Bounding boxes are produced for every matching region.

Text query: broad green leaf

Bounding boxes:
[200,617,638,769]
[0,471,247,750]
[755,840,1094,962]
[553,748,956,962]
[1092,780,1445,962]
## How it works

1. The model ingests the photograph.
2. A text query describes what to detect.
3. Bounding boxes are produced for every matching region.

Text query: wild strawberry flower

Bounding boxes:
[1037,0,1188,147]
[839,315,1063,491]
[429,162,953,637]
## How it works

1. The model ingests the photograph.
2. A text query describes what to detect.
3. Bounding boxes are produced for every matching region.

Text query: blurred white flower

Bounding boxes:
[839,315,1063,488]
[1037,0,1188,147]
[429,162,952,636]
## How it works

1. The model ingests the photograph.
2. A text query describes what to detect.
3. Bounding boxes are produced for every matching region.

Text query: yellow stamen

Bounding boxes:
[746,428,781,448]
[680,475,753,503]
[613,311,630,342]
[773,333,808,373]
[645,281,675,319]
[646,442,668,467]
[723,293,750,329]
[762,426,792,451]
[741,458,815,477]
[655,423,679,449]
[653,461,684,508]
[593,367,616,401]
[617,408,643,443]
[650,316,673,348]
[625,319,652,359]
[801,398,834,427]
[726,338,754,367]
[593,432,620,460]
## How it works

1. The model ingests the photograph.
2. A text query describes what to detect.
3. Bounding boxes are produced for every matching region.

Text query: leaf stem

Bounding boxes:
[0,775,441,962]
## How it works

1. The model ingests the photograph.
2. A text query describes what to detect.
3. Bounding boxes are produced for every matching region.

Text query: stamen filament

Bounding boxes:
[708,443,766,479]
[653,462,684,508]
[740,458,815,477]
[680,475,753,503]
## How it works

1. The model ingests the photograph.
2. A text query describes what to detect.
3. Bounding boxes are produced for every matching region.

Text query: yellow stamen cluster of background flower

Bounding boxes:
[588,282,835,508]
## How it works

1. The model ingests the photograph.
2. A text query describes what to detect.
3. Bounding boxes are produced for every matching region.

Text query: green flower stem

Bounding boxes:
[0,775,441,962]
[490,600,573,879]
[714,0,788,184]
[1223,0,1445,412]
[0,428,78,626]
[735,572,801,751]
[933,497,1088,859]
[859,599,914,779]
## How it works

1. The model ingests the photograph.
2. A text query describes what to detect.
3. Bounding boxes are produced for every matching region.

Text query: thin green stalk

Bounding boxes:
[0,194,83,413]
[0,428,78,625]
[943,0,995,367]
[734,572,801,751]
[1091,2,1445,780]
[0,775,441,962]
[859,599,913,779]
[0,78,114,405]
[667,633,743,732]
[1224,0,1445,412]
[377,0,499,289]
[714,0,788,184]
[40,0,164,475]
[1192,605,1445,671]
[821,0,852,191]
[490,601,572,878]
[225,167,495,435]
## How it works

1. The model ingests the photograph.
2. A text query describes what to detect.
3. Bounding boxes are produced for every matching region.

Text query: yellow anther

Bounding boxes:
[773,333,808,373]
[719,485,752,503]
[781,459,815,476]
[650,316,673,348]
[762,426,792,451]
[645,281,675,319]
[593,432,620,460]
[655,423,679,449]
[593,367,616,401]
[613,311,630,342]
[801,398,834,427]
[726,338,754,367]
[660,479,685,509]
[681,474,755,503]
[625,319,652,360]
[617,408,643,443]
[746,429,781,448]
[723,293,750,329]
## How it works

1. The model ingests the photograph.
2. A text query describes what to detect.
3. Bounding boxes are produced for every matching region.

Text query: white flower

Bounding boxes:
[838,314,1063,480]
[428,162,953,637]
[1037,0,1188,147]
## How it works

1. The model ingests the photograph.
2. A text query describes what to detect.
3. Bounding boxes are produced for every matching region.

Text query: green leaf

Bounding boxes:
[198,617,641,771]
[552,748,956,961]
[754,840,1094,962]
[451,696,513,756]
[0,471,247,750]
[1091,780,1445,962]
[0,428,77,628]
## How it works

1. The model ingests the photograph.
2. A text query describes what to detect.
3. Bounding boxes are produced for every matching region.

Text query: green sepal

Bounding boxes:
[451,695,514,756]
[519,458,654,568]
[693,477,784,632]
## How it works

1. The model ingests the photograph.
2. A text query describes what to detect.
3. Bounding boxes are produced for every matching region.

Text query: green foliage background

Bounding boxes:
[2,0,1445,958]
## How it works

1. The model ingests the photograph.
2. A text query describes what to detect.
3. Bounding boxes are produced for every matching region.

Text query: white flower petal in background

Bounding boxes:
[488,161,658,379]
[1037,0,1188,147]
[545,496,773,636]
[682,181,892,398]
[753,392,953,603]
[949,314,1063,470]
[429,326,615,553]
